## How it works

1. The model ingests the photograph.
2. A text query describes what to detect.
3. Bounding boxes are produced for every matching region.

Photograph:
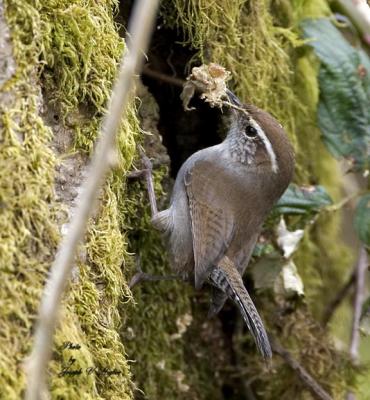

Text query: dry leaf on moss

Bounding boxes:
[274,260,305,298]
[276,217,304,259]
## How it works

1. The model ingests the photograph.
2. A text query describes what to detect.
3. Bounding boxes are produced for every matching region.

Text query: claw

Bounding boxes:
[126,148,153,179]
[139,150,153,172]
[127,170,146,179]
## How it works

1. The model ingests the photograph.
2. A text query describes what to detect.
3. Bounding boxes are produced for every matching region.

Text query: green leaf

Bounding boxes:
[301,18,370,171]
[354,193,370,245]
[275,184,332,215]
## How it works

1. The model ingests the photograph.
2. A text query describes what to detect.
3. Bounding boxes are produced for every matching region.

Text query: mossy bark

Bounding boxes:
[0,0,356,399]
[1,1,135,398]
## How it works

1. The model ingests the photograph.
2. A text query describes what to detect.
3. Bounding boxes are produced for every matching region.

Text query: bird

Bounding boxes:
[139,90,295,359]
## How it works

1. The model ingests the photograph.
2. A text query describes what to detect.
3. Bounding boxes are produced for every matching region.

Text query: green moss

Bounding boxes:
[163,0,302,148]
[67,185,134,400]
[121,162,192,398]
[0,95,59,398]
[39,1,123,112]
[1,3,59,397]
[1,0,138,398]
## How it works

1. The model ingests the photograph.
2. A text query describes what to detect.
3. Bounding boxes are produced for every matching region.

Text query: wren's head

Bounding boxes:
[225,90,295,187]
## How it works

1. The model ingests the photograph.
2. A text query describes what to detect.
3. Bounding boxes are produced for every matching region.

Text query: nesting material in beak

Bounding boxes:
[225,89,243,107]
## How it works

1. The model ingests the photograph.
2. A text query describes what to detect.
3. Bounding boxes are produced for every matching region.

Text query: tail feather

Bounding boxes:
[209,257,272,360]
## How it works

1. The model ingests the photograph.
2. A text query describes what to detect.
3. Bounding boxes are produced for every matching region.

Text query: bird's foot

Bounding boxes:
[129,271,179,289]
[127,148,153,179]
[128,255,179,289]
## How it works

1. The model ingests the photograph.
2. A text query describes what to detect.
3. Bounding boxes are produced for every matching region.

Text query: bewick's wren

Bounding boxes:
[139,91,294,359]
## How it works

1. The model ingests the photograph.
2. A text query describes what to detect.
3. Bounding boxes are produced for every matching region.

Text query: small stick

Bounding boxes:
[348,245,368,362]
[25,1,160,399]
[270,337,333,400]
[322,271,355,326]
[346,245,368,400]
[233,315,258,400]
[325,191,365,213]
[142,66,185,87]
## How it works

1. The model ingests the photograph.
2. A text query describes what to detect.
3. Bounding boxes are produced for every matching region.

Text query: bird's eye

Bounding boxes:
[245,125,258,138]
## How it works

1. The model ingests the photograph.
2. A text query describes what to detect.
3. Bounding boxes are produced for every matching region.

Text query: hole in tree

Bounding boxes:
[141,25,226,177]
[118,1,226,178]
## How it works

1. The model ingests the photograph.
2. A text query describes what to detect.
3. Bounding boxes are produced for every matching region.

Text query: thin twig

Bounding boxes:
[270,337,333,400]
[349,246,368,361]
[233,314,258,400]
[324,191,364,213]
[346,245,368,400]
[322,271,355,326]
[142,66,185,87]
[25,1,160,399]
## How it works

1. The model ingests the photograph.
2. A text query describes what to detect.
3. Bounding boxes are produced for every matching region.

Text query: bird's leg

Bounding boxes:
[129,256,179,289]
[127,151,178,289]
[127,148,158,218]
[129,271,180,289]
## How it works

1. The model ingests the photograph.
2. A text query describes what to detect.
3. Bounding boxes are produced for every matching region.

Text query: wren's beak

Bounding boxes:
[226,89,243,107]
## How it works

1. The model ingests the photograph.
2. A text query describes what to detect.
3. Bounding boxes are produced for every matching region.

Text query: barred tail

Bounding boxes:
[209,257,272,360]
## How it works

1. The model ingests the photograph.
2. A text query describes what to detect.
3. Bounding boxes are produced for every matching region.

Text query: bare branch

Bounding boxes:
[25,1,160,399]
[270,337,333,400]
[233,315,259,400]
[346,245,368,400]
[322,270,355,326]
[142,66,185,87]
[349,245,368,361]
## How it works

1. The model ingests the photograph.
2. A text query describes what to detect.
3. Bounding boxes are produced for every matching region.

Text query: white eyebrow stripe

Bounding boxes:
[249,118,278,173]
